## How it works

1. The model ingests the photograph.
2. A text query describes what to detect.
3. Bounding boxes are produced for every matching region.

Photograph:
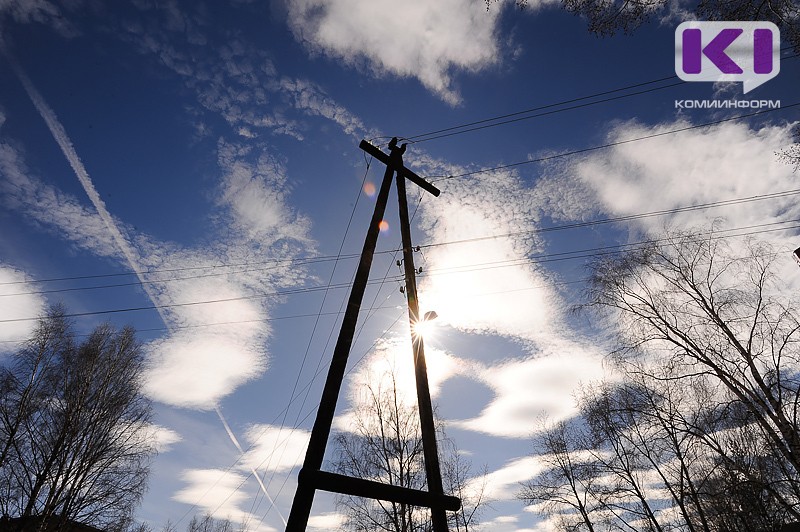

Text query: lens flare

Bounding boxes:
[412,319,435,339]
[412,312,438,340]
[378,220,389,232]
[363,182,376,197]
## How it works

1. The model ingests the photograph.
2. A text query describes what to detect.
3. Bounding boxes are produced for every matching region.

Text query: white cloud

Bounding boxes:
[216,139,312,243]
[120,7,370,141]
[143,423,183,453]
[417,168,558,344]
[334,335,465,433]
[455,342,609,438]
[170,424,305,531]
[239,424,311,473]
[144,329,266,409]
[478,513,542,532]
[535,118,800,294]
[276,77,370,138]
[307,512,346,530]
[286,0,505,104]
[541,120,800,236]
[172,469,275,530]
[138,138,313,410]
[0,141,125,259]
[0,264,46,348]
[474,456,544,501]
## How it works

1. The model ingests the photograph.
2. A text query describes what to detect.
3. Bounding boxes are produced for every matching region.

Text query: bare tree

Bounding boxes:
[186,514,238,532]
[522,231,800,530]
[586,233,800,482]
[332,367,486,532]
[777,126,800,173]
[0,306,155,531]
[590,232,800,522]
[488,0,800,50]
[520,419,604,532]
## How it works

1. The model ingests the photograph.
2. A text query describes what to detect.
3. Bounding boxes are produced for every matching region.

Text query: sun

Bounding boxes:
[411,311,439,340]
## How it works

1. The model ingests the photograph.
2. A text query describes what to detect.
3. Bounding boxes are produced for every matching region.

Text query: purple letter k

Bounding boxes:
[683,28,744,74]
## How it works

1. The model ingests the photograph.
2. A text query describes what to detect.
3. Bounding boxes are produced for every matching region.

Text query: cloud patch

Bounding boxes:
[286,0,504,104]
[172,469,270,528]
[539,120,800,236]
[0,264,47,348]
[239,424,311,473]
[416,167,560,344]
[454,342,608,438]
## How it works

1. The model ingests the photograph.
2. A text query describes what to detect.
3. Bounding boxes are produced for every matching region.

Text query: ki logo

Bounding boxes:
[675,21,780,93]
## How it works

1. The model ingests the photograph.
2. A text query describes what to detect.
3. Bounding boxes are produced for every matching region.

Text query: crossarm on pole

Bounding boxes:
[359,140,440,197]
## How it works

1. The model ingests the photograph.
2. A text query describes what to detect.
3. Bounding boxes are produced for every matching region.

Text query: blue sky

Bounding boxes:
[0,1,798,530]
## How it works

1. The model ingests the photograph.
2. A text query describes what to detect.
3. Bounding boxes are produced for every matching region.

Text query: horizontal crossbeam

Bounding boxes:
[359,140,440,197]
[299,468,461,511]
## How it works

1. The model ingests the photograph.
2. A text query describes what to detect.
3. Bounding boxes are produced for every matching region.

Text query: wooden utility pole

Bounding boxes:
[395,153,449,531]
[286,138,459,531]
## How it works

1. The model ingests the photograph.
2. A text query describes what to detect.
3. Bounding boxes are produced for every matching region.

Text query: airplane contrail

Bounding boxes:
[2,38,283,526]
[215,406,289,527]
[0,37,168,325]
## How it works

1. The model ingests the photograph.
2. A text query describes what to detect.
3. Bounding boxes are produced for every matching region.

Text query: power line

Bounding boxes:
[417,189,800,249]
[401,47,798,145]
[7,100,796,298]
[4,188,796,300]
[409,79,684,144]
[0,276,403,324]
[402,76,675,143]
[6,219,793,344]
[4,192,799,323]
[427,103,800,181]
[0,252,365,287]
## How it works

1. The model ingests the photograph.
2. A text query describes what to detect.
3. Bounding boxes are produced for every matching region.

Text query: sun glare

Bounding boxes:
[412,312,438,340]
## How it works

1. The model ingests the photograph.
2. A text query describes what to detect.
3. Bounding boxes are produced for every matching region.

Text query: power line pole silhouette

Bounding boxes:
[286,138,459,531]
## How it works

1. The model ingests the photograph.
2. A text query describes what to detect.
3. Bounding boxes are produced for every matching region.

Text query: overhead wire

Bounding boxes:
[0,251,379,289]
[3,188,799,317]
[0,276,403,324]
[400,46,798,145]
[6,214,794,346]
[426,103,800,182]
